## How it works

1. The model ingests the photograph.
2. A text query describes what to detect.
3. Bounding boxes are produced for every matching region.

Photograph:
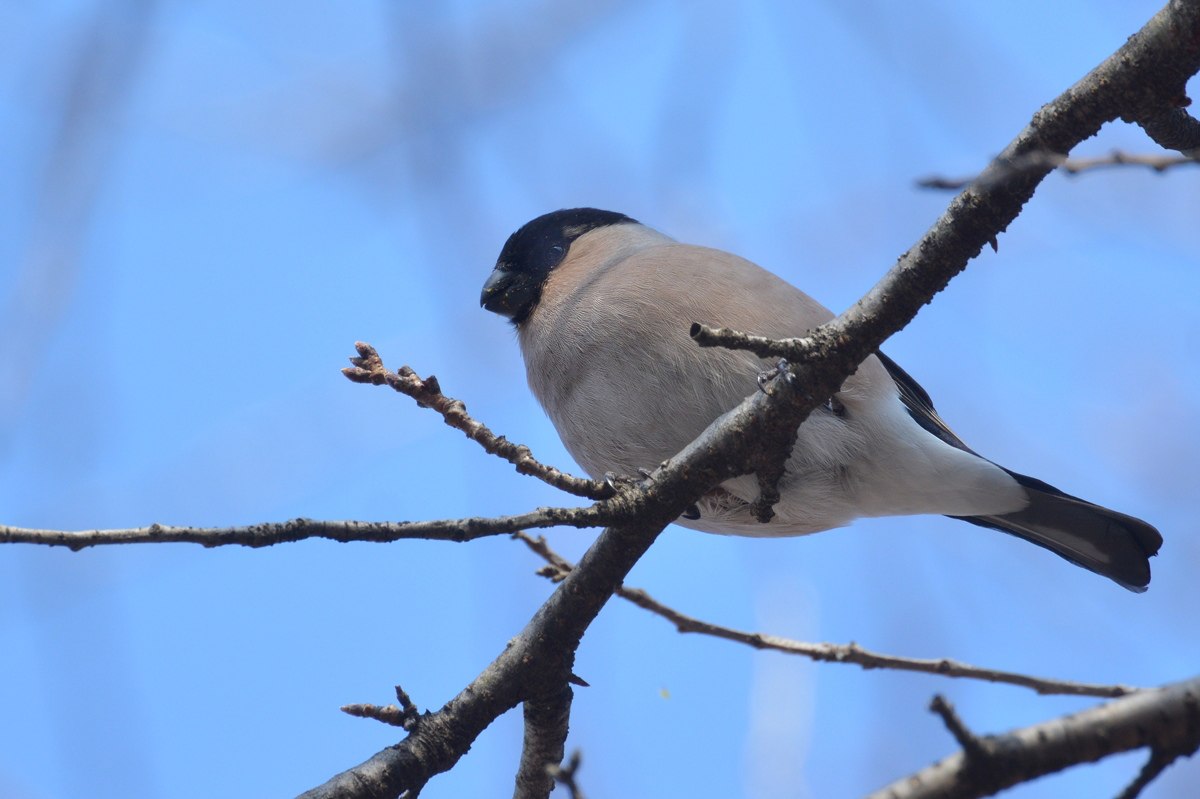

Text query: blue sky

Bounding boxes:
[1,1,1197,797]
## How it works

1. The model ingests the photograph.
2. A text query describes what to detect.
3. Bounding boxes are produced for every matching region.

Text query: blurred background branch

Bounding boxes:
[0,0,157,453]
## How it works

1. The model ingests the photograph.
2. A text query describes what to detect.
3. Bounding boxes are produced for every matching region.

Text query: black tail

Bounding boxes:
[874,350,1163,591]
[951,470,1163,592]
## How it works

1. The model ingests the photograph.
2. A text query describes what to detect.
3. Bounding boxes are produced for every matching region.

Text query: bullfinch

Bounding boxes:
[480,208,1162,592]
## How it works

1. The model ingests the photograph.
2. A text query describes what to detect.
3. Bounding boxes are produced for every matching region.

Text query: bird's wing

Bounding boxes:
[874,350,977,455]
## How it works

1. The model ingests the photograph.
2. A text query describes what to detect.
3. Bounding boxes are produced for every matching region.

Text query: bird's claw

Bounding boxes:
[757,359,793,391]
[603,469,653,490]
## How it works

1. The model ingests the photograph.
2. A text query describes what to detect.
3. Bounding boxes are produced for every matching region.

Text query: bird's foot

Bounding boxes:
[678,487,749,522]
[757,359,795,391]
[602,468,657,493]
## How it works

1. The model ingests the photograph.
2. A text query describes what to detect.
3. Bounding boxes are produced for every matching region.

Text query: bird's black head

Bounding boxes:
[481,208,636,325]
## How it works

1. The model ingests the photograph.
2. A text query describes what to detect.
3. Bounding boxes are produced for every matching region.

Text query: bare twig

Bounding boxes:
[344,342,613,501]
[341,686,423,730]
[545,750,588,799]
[917,149,1199,191]
[514,532,1137,699]
[691,322,816,362]
[929,696,989,762]
[0,505,624,550]
[864,675,1200,799]
[1114,748,1184,799]
[341,704,410,728]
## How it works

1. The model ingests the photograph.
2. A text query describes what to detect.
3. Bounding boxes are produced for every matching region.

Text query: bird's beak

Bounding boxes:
[481,266,522,318]
[480,268,507,309]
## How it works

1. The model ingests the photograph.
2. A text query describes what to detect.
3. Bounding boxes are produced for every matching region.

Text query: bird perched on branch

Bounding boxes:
[480,208,1162,591]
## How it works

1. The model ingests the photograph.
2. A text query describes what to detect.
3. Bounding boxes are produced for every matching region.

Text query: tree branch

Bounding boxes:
[1114,747,1184,799]
[514,683,573,799]
[295,472,691,798]
[929,696,990,762]
[864,674,1200,799]
[514,532,1137,699]
[691,0,1200,368]
[341,687,423,730]
[0,505,623,550]
[916,149,1200,191]
[344,342,613,501]
[11,4,1194,797]
[292,4,1200,795]
[545,750,588,799]
[298,344,834,797]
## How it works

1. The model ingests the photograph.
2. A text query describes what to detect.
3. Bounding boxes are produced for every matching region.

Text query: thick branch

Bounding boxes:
[515,532,1136,699]
[864,674,1200,799]
[344,342,613,501]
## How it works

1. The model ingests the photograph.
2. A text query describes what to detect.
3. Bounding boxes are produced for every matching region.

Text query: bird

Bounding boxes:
[480,208,1163,592]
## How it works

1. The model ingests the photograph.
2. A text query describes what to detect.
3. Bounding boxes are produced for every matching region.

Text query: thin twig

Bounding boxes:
[341,704,410,728]
[690,322,815,362]
[930,696,989,762]
[1114,748,1183,799]
[514,532,1139,698]
[545,750,588,799]
[0,504,623,550]
[917,149,1198,191]
[344,342,613,500]
[341,686,423,730]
